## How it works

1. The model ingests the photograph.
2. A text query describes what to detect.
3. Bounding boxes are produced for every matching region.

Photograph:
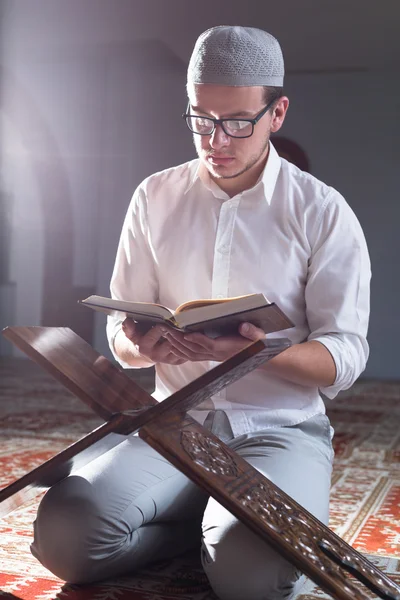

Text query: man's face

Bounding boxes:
[187,84,274,183]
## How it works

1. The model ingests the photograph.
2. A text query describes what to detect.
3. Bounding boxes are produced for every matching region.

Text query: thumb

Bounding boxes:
[121,318,139,343]
[239,322,266,341]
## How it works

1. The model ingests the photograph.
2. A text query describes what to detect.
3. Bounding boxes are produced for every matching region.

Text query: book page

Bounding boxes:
[175,293,266,314]
[81,296,174,320]
[175,294,269,328]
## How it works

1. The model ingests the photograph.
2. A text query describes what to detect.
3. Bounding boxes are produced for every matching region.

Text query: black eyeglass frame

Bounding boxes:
[182,97,276,139]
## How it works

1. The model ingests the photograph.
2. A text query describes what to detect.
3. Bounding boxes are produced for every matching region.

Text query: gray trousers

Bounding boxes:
[31,412,334,600]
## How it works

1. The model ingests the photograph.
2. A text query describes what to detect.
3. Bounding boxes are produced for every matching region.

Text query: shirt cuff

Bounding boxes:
[309,333,363,399]
[106,318,133,369]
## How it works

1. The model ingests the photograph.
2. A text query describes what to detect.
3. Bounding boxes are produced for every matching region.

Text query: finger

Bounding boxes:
[151,338,187,363]
[121,319,140,343]
[162,328,187,342]
[170,347,212,361]
[239,322,266,341]
[138,324,168,354]
[164,336,210,360]
[166,339,197,360]
[168,355,187,365]
[169,347,193,360]
[182,332,215,351]
[165,332,211,355]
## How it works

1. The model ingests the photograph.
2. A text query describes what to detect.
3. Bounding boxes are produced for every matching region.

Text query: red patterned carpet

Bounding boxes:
[0,358,399,599]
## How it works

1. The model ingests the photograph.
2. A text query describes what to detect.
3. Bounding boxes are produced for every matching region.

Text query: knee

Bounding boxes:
[31,476,128,584]
[202,502,301,600]
[201,537,301,600]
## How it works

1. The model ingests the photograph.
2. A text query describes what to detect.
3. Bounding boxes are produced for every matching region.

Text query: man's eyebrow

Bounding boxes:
[190,105,255,118]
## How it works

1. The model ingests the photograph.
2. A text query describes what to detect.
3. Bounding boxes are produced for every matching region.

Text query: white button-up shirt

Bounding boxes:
[107,143,370,436]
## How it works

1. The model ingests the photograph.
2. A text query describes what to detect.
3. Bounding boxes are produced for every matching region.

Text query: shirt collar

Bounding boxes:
[184,160,201,195]
[183,142,281,204]
[260,142,281,205]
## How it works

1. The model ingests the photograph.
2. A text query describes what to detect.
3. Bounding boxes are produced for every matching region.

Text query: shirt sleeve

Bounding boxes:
[106,183,158,366]
[305,189,371,399]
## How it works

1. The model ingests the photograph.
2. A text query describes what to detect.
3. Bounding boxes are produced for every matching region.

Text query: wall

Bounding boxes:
[0,36,192,355]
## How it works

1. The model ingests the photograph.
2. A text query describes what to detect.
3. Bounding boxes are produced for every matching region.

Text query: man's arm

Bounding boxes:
[106,185,161,367]
[160,324,336,388]
[245,329,336,387]
[113,318,338,389]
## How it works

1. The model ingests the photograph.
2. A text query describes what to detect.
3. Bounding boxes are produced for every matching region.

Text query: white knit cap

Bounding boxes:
[187,25,284,87]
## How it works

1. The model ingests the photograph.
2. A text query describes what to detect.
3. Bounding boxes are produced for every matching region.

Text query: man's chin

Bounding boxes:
[204,160,241,180]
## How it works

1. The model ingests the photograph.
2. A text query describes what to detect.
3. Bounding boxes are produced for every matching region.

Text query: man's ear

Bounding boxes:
[270,96,289,134]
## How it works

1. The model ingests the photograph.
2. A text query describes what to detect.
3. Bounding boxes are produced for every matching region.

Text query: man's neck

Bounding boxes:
[210,147,269,199]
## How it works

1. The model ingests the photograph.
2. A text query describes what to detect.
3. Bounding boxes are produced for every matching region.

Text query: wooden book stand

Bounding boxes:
[1,326,399,600]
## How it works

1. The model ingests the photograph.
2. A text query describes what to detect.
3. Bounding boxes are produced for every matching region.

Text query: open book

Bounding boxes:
[80,293,294,336]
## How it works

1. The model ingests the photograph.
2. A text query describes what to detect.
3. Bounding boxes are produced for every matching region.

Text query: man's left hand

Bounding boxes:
[163,322,266,362]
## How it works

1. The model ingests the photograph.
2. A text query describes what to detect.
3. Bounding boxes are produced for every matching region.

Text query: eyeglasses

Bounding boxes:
[182,98,276,139]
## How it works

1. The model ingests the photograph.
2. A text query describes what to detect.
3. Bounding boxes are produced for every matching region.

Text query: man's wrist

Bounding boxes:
[114,329,155,368]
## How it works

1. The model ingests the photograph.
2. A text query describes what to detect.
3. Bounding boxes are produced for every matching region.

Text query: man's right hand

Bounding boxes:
[116,319,188,367]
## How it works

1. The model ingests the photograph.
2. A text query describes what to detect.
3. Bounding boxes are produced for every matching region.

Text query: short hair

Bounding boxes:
[186,85,283,107]
[263,86,284,109]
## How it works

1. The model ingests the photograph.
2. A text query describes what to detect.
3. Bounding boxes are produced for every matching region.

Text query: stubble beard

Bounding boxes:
[199,135,270,181]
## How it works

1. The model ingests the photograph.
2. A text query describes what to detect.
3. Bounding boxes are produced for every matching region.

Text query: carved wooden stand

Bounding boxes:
[1,326,400,600]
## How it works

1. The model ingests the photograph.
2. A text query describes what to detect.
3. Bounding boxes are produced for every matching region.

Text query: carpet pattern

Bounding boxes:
[0,359,399,599]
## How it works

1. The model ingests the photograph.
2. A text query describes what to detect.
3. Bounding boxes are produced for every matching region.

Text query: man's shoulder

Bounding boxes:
[277,156,364,251]
[279,157,334,200]
[138,159,199,197]
[278,155,350,217]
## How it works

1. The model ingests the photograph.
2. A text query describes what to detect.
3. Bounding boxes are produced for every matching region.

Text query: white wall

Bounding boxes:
[0,108,44,354]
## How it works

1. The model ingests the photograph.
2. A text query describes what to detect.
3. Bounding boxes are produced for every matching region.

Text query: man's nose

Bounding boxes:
[209,124,230,148]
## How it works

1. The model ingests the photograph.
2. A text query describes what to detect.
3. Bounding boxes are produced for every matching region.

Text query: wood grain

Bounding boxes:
[0,327,289,516]
[2,326,153,419]
[141,412,400,600]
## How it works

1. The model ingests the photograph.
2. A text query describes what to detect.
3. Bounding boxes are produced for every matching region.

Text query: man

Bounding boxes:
[31,26,370,600]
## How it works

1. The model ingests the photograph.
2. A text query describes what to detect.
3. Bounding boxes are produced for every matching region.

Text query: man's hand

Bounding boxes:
[120,319,188,366]
[162,322,266,363]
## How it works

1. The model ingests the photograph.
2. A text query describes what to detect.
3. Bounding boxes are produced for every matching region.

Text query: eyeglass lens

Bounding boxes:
[186,116,253,138]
